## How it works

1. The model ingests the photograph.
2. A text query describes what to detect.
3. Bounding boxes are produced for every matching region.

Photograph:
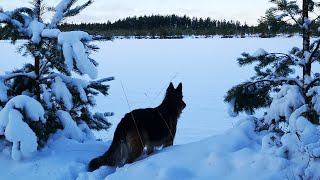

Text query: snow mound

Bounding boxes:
[84,118,286,179]
[0,115,318,179]
[80,117,320,179]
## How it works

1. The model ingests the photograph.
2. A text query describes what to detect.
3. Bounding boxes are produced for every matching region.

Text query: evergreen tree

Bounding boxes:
[225,0,320,120]
[0,0,113,160]
[225,1,320,177]
[224,0,320,171]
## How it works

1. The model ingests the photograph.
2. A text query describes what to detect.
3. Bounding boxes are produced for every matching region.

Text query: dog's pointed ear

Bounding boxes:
[167,82,174,93]
[176,83,182,93]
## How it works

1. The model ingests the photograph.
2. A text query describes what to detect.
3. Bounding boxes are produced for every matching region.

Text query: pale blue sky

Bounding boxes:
[0,0,271,25]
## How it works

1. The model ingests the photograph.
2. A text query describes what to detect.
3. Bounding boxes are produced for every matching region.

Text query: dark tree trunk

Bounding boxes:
[34,45,41,101]
[33,0,42,101]
[303,0,311,80]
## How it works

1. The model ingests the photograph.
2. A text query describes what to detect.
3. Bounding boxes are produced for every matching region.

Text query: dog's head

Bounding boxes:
[165,82,186,113]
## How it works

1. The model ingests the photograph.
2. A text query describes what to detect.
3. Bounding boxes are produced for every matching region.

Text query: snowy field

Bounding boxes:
[0,37,305,179]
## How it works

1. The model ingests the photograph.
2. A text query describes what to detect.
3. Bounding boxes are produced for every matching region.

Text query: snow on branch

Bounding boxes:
[264,85,305,124]
[56,110,87,142]
[0,81,9,102]
[0,7,33,23]
[51,76,73,110]
[0,11,27,34]
[0,12,10,22]
[41,73,112,105]
[58,75,89,103]
[275,13,288,21]
[250,49,294,63]
[6,109,37,160]
[0,95,46,128]
[41,28,61,38]
[49,0,93,28]
[307,86,320,116]
[303,17,312,29]
[44,73,92,101]
[0,95,45,160]
[48,0,73,28]
[58,31,97,79]
[252,48,268,58]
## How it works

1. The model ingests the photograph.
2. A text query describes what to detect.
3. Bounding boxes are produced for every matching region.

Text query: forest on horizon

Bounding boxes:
[2,13,320,39]
[57,14,309,38]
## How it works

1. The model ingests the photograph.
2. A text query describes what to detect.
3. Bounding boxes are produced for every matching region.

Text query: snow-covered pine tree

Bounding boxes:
[0,0,113,160]
[225,0,320,126]
[225,0,320,178]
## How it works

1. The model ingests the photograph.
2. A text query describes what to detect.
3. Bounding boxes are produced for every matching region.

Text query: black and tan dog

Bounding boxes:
[89,82,186,171]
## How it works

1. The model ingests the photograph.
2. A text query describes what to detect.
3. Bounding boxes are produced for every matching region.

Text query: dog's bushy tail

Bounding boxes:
[88,129,128,171]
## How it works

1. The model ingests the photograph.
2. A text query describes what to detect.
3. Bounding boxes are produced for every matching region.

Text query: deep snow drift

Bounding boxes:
[1,37,313,179]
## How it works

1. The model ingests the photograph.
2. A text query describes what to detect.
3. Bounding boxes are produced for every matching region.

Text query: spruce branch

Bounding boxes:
[89,77,115,85]
[246,77,303,89]
[12,7,34,18]
[49,0,93,28]
[310,40,320,63]
[32,0,44,20]
[64,0,93,17]
[306,77,320,91]
[225,81,273,114]
[265,53,293,61]
[2,72,36,81]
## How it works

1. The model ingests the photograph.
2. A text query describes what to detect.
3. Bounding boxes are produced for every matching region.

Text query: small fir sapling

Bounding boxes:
[0,0,113,159]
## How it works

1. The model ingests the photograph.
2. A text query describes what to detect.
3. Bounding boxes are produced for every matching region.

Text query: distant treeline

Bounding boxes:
[58,14,271,38]
[0,14,309,39]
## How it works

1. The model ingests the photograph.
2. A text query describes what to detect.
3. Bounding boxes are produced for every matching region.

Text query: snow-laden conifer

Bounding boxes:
[0,0,113,159]
[225,0,320,178]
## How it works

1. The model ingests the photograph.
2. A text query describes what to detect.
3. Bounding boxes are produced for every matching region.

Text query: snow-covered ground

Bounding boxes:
[91,37,302,144]
[0,37,304,179]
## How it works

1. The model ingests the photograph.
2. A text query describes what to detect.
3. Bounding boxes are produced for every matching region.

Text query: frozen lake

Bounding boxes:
[1,37,302,144]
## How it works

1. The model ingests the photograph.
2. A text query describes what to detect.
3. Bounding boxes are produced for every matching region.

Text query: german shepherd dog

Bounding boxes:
[88,82,186,171]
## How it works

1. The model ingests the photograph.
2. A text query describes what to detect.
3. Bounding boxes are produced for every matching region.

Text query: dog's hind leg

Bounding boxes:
[163,138,173,148]
[126,132,144,164]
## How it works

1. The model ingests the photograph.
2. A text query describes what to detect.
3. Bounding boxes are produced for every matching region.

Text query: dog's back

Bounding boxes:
[88,82,186,171]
